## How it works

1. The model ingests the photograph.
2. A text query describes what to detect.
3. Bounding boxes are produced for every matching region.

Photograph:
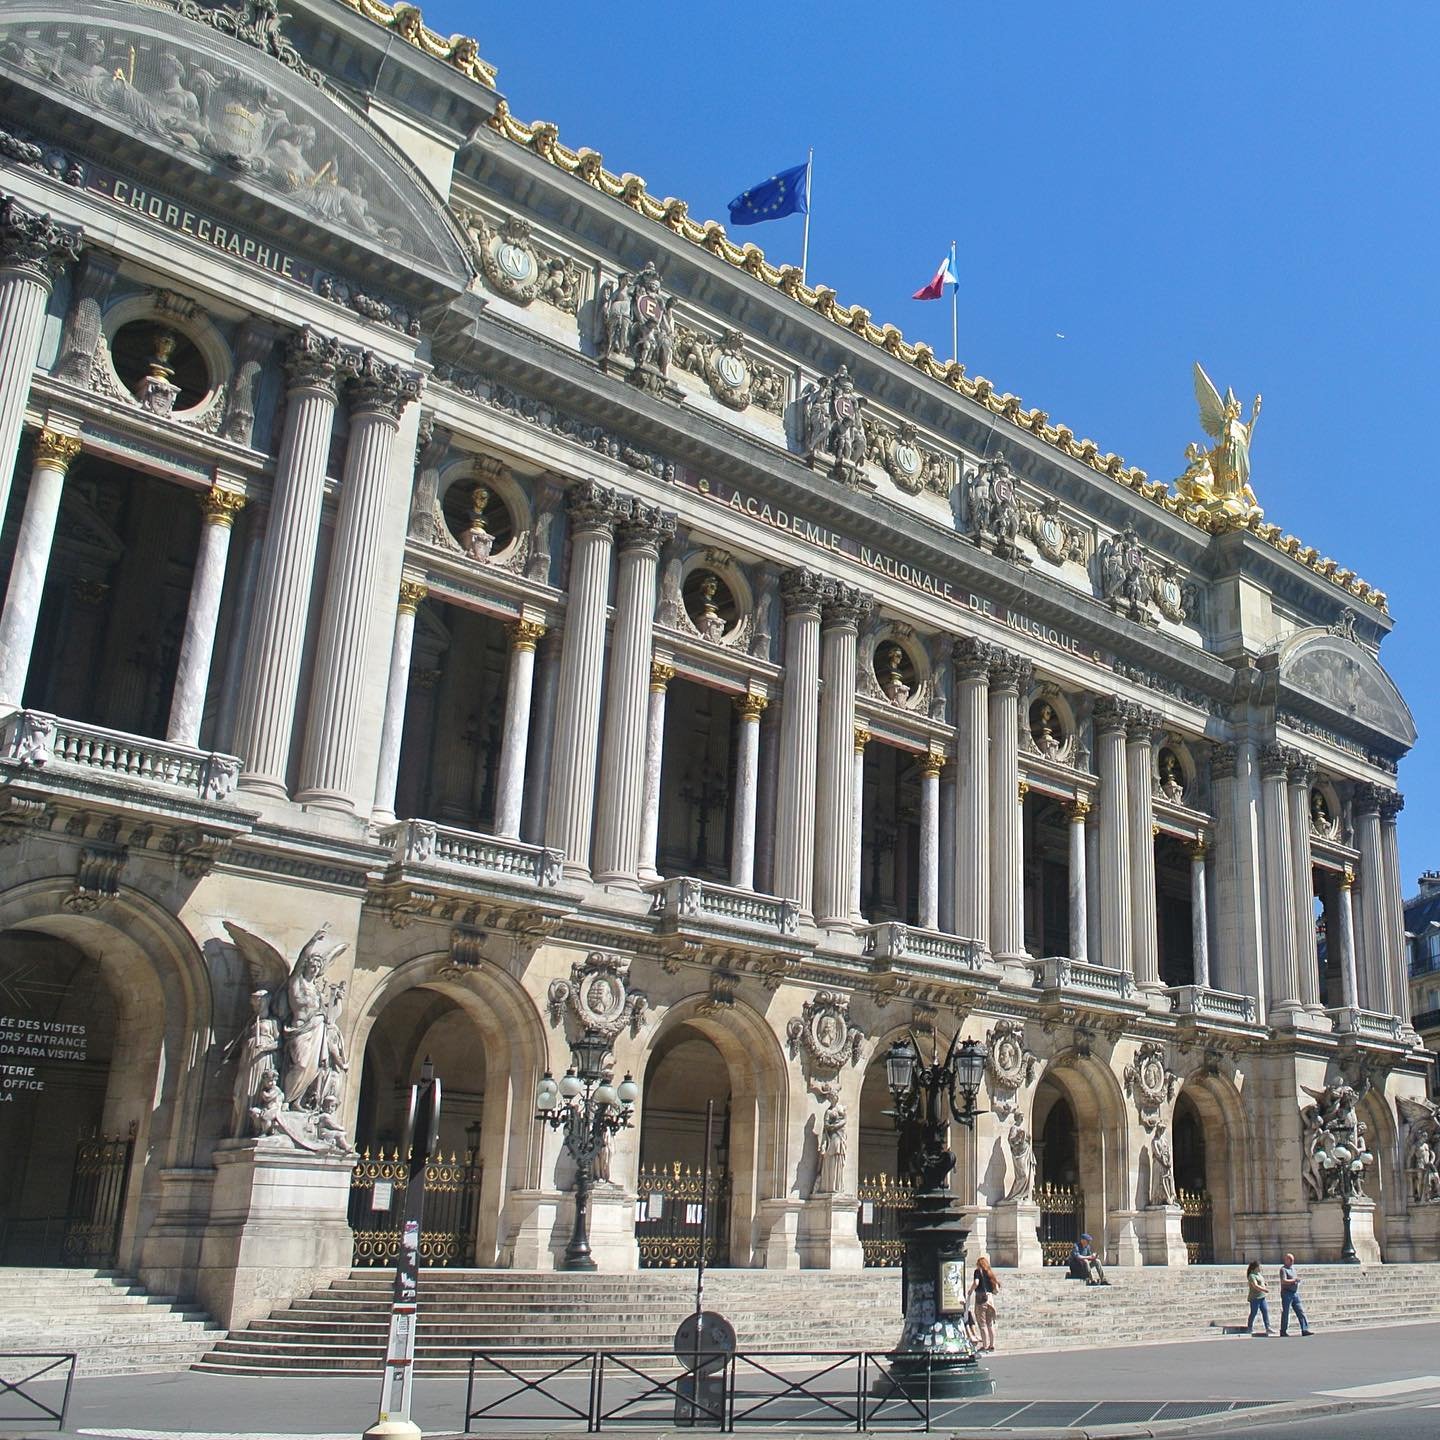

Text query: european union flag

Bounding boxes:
[728,161,810,227]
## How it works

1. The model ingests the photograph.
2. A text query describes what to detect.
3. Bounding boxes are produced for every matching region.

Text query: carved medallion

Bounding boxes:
[786,990,863,1071]
[547,951,648,1040]
[984,1018,1037,1120]
[1123,1041,1178,1130]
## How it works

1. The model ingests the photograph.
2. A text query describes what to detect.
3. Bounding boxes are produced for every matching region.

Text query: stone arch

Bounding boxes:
[1031,1050,1131,1263]
[631,992,792,1268]
[0,878,214,1273]
[98,290,233,429]
[1175,1069,1251,1261]
[1360,1086,1399,1258]
[347,950,549,1267]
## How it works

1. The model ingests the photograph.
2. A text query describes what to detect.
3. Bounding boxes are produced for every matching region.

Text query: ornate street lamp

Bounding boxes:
[1338,1154,1369,1264]
[880,1032,993,1399]
[535,1027,639,1271]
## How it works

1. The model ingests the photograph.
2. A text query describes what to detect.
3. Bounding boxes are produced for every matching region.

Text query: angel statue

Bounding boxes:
[1398,1097,1440,1205]
[1177,362,1263,524]
[223,922,355,1154]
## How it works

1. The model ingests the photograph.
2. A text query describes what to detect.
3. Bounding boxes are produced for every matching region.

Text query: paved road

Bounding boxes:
[4,1320,1440,1438]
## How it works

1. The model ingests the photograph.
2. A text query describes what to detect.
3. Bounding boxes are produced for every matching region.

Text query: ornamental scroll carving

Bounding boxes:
[456,209,582,314]
[1097,527,1201,626]
[786,990,863,1072]
[984,1018,1037,1122]
[1123,1041,1178,1131]
[867,419,949,496]
[546,952,648,1041]
[672,325,785,415]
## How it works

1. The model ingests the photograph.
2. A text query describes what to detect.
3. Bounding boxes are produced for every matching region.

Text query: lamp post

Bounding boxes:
[1338,1155,1368,1264]
[535,1027,638,1271]
[881,1032,993,1399]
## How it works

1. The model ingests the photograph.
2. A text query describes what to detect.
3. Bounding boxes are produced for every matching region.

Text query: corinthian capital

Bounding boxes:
[1351,781,1384,817]
[1092,695,1131,734]
[952,634,995,679]
[1259,743,1295,780]
[284,326,348,393]
[0,194,82,284]
[987,648,1033,694]
[1287,752,1318,787]
[1125,706,1162,745]
[347,351,423,419]
[566,478,623,533]
[1379,790,1404,822]
[617,498,678,551]
[779,567,831,617]
[821,582,873,630]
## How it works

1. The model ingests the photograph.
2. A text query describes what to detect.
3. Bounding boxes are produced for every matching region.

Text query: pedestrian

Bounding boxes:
[968,1254,1001,1354]
[1245,1260,1272,1336]
[1278,1253,1314,1336]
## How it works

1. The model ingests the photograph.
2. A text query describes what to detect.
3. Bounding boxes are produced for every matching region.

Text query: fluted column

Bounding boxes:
[297,352,422,810]
[1126,708,1162,990]
[54,250,118,386]
[730,693,766,890]
[1188,837,1210,989]
[0,196,82,524]
[1094,697,1133,976]
[1351,785,1386,1013]
[233,329,348,796]
[851,727,871,918]
[987,650,1032,962]
[1286,755,1321,1011]
[0,429,82,709]
[546,485,621,877]
[1260,744,1302,1017]
[918,749,943,931]
[814,584,871,928]
[636,661,675,880]
[773,570,827,914]
[490,616,545,838]
[1380,792,1408,1020]
[952,637,991,945]
[372,580,427,821]
[593,503,674,885]
[1068,797,1091,962]
[939,768,956,933]
[166,487,247,745]
[1337,867,1359,1011]
[522,630,563,844]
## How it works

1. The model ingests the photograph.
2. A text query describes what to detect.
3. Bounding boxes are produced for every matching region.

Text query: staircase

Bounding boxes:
[196,1263,1440,1375]
[0,1269,221,1377]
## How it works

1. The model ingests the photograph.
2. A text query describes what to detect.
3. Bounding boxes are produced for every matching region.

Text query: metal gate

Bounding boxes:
[857,1173,912,1266]
[634,1162,730,1268]
[348,1148,482,1267]
[1036,1182,1083,1266]
[1179,1189,1215,1263]
[61,1124,136,1268]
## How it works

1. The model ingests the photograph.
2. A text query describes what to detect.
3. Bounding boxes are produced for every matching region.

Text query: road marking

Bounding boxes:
[80,1431,357,1439]
[1317,1376,1440,1399]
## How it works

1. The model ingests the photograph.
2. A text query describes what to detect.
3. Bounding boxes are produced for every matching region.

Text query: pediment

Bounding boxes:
[1277,627,1416,752]
[0,0,473,295]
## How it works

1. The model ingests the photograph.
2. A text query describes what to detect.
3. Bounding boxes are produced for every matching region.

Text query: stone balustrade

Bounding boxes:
[1030,954,1137,1001]
[862,921,987,972]
[649,876,800,935]
[379,819,562,887]
[1168,984,1259,1024]
[1327,1005,1404,1041]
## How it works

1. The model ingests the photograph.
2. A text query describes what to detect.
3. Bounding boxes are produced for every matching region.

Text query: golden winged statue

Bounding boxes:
[1175,362,1263,525]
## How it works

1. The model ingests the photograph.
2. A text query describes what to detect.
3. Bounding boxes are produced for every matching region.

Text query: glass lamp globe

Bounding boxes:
[885,1038,917,1099]
[594,1082,618,1108]
[617,1074,639,1106]
[559,1067,583,1099]
[953,1038,987,1100]
[535,1073,558,1111]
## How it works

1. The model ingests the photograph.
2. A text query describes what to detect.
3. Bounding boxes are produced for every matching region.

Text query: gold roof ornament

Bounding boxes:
[1176,363,1264,530]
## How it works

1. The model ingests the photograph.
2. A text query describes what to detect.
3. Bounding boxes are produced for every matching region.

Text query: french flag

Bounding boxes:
[913,252,959,301]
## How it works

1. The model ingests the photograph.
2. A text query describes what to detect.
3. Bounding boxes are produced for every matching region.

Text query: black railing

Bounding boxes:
[62,1126,135,1268]
[1410,1007,1440,1033]
[463,1349,962,1432]
[634,1163,731,1268]
[348,1149,482,1267]
[1179,1190,1215,1264]
[1035,1183,1083,1267]
[857,1174,912,1267]
[0,1353,76,1433]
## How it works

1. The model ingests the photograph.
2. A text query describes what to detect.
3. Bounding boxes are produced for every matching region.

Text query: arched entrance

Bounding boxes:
[855,1052,907,1266]
[636,1024,732,1267]
[1173,1091,1213,1262]
[1174,1076,1247,1262]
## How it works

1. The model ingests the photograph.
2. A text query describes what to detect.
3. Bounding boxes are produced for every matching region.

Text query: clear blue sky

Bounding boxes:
[432,1,1438,892]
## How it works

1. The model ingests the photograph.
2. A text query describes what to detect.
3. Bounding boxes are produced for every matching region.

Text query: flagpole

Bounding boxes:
[950,239,958,365]
[800,147,814,285]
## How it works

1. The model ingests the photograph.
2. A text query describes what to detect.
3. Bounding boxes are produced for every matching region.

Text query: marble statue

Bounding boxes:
[1299,1081,1372,1203]
[1399,1098,1440,1205]
[595,262,676,394]
[879,644,910,705]
[1031,703,1062,760]
[1156,750,1186,803]
[1150,1123,1177,1206]
[228,989,280,1137]
[800,366,869,486]
[813,1096,849,1196]
[694,573,726,643]
[965,452,1022,560]
[1002,1119,1035,1203]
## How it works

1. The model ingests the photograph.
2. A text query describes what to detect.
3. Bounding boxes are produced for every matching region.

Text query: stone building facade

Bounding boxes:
[0,0,1431,1327]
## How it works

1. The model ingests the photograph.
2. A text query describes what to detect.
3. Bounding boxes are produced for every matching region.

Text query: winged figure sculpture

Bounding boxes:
[1175,362,1263,523]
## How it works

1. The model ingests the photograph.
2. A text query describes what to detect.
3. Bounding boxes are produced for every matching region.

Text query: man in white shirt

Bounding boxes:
[1278,1253,1314,1336]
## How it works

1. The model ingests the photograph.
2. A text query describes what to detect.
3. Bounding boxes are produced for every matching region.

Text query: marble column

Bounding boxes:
[593,503,675,885]
[1126,709,1162,991]
[637,661,675,880]
[521,629,562,845]
[233,329,348,797]
[166,487,247,746]
[0,196,81,526]
[212,508,264,756]
[952,638,992,946]
[987,650,1032,962]
[1188,837,1210,989]
[773,570,827,914]
[850,727,870,919]
[1380,792,1408,1020]
[814,585,871,928]
[492,616,546,839]
[545,484,622,878]
[0,429,83,709]
[754,702,781,895]
[1068,797,1091,962]
[1093,698,1133,976]
[917,749,943,931]
[730,693,766,890]
[1337,867,1359,1011]
[371,580,427,822]
[54,250,118,386]
[297,353,422,810]
[1286,755,1322,1011]
[939,770,956,934]
[1259,744,1302,1018]
[1351,784,1387,1014]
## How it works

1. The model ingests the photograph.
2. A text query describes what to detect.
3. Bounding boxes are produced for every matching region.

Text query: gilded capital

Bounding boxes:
[853,725,872,754]
[733,692,768,722]
[1018,779,1030,804]
[32,429,82,472]
[1187,836,1209,862]
[396,579,429,614]
[1340,866,1355,891]
[920,748,944,780]
[509,617,546,651]
[199,486,247,528]
[1068,796,1092,823]
[650,660,676,692]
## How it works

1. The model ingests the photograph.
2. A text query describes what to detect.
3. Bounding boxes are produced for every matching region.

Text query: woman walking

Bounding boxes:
[969,1254,1001,1354]
[1246,1260,1272,1337]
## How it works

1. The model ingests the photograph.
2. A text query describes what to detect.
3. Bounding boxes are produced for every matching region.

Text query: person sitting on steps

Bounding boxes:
[1068,1234,1109,1285]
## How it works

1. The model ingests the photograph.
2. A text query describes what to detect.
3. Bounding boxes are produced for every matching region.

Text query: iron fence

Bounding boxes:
[857,1173,912,1267]
[61,1125,135,1268]
[634,1163,731,1268]
[0,1352,76,1433]
[1035,1182,1083,1266]
[348,1149,482,1267]
[1179,1189,1215,1264]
